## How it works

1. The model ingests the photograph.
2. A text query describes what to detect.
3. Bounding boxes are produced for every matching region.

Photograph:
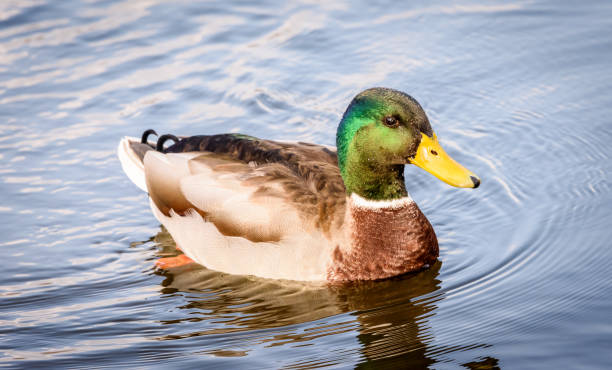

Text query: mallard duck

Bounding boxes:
[117,88,479,282]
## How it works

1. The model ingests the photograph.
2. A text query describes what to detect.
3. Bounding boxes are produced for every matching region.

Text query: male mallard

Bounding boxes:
[118,88,479,282]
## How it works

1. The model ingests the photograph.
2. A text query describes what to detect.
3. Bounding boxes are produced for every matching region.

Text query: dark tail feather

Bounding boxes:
[141,129,158,147]
[156,134,180,153]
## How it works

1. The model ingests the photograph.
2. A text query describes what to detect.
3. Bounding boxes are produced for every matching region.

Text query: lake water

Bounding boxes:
[1,0,611,368]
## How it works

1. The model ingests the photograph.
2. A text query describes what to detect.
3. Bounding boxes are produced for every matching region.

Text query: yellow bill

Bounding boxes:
[410,133,480,188]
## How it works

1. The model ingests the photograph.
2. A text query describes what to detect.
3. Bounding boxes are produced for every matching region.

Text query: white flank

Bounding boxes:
[349,192,414,210]
[151,200,333,281]
[117,136,148,192]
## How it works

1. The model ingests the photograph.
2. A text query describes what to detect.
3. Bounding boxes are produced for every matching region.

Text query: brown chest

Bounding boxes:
[327,197,438,281]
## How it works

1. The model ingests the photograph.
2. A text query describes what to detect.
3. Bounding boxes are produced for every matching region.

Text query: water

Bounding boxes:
[1,0,611,368]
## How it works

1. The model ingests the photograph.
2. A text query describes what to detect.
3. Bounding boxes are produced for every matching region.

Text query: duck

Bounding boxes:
[117,87,480,282]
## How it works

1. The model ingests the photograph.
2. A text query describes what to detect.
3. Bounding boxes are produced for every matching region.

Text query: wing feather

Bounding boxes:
[145,135,347,243]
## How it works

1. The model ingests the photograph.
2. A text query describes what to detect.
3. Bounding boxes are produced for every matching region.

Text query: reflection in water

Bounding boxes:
[462,356,500,370]
[152,228,497,367]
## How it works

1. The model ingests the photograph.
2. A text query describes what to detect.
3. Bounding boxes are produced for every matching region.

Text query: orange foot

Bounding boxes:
[155,254,194,269]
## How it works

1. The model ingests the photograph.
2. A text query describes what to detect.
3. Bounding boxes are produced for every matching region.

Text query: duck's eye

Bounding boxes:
[430,150,438,156]
[383,116,399,128]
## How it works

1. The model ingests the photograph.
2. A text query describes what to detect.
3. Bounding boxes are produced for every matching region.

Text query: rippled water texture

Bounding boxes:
[1,0,612,368]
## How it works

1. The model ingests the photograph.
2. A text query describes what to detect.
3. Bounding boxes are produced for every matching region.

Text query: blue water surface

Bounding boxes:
[1,0,611,368]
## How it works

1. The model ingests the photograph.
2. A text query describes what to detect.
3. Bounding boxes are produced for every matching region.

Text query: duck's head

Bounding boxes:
[336,87,480,200]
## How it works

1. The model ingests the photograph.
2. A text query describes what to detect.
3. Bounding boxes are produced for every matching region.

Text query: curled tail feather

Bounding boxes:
[118,129,182,191]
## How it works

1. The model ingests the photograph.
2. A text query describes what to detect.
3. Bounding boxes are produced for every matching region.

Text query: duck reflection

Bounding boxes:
[150,229,498,368]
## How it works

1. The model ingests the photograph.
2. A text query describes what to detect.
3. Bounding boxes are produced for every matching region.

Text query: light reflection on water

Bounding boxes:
[1,0,612,368]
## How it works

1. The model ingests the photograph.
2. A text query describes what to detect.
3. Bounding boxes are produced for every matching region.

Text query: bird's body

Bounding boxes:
[118,88,479,282]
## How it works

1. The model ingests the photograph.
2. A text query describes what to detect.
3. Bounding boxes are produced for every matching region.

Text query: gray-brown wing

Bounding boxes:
[143,134,346,242]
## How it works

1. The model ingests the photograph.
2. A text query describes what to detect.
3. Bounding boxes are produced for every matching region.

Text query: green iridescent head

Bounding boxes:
[336,87,479,200]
